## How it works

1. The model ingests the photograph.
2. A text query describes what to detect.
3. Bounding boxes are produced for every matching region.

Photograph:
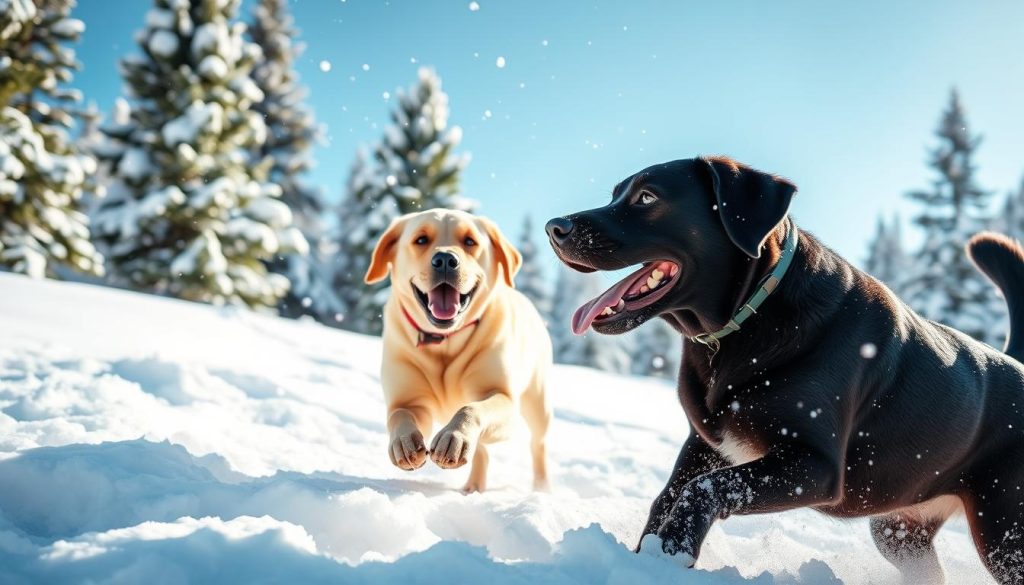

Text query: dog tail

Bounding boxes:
[968,232,1024,361]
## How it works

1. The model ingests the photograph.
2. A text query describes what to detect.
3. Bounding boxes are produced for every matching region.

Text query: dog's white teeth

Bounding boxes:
[669,264,679,277]
[601,307,615,316]
[615,299,626,311]
[651,269,665,281]
[639,285,650,294]
[646,276,660,290]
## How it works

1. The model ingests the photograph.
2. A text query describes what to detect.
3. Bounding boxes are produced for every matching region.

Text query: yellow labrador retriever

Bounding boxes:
[364,209,552,493]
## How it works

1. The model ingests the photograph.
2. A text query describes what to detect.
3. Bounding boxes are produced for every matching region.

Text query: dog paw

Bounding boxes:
[637,534,696,568]
[388,430,428,471]
[429,427,472,469]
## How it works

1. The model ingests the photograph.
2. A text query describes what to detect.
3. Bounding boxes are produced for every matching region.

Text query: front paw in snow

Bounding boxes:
[429,426,472,469]
[637,534,697,569]
[388,430,428,471]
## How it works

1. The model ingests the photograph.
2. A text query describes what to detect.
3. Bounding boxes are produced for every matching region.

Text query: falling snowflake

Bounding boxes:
[468,1,480,11]
[382,91,390,100]
[362,63,370,71]
[319,60,332,72]
[496,56,506,68]
[860,343,877,359]
[483,109,492,118]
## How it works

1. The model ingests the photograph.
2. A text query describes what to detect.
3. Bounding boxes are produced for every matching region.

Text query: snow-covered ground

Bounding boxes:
[0,273,995,584]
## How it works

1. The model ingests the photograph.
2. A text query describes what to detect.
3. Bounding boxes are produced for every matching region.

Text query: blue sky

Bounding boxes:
[73,0,1024,269]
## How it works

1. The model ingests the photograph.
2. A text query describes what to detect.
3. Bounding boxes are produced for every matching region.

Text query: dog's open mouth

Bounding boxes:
[572,260,680,334]
[413,282,475,328]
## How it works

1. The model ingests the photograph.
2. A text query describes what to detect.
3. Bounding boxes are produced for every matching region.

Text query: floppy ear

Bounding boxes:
[363,217,408,284]
[700,156,796,258]
[479,217,522,287]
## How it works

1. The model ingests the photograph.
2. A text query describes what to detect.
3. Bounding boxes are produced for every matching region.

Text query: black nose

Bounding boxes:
[545,217,574,245]
[431,251,459,271]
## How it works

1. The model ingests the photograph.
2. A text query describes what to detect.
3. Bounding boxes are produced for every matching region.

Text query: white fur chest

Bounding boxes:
[716,431,764,465]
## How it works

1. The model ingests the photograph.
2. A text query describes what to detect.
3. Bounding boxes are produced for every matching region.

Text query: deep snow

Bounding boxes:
[0,273,995,584]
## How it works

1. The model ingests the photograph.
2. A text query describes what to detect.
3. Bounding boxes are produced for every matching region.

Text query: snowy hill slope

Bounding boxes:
[0,273,994,584]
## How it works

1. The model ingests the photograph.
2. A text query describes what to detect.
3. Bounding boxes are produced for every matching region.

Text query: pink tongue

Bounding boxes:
[570,264,652,335]
[428,284,460,320]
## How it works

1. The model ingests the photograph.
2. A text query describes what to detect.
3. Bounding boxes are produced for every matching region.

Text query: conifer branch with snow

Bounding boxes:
[0,0,103,279]
[248,0,331,319]
[92,0,307,308]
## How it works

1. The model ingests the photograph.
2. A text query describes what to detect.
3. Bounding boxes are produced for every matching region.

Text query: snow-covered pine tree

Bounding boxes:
[864,214,908,295]
[0,0,103,278]
[903,89,1004,346]
[92,0,307,308]
[514,214,551,322]
[374,67,473,214]
[248,0,330,319]
[331,147,400,333]
[332,67,474,335]
[549,267,631,374]
[630,319,680,379]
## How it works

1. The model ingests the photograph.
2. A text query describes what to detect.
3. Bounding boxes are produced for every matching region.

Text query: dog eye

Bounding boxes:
[464,237,477,247]
[635,191,658,206]
[414,235,429,245]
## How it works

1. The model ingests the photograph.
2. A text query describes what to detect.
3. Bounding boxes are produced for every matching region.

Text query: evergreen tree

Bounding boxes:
[0,0,103,278]
[248,0,328,319]
[331,146,400,333]
[864,214,908,294]
[92,0,306,308]
[514,214,551,321]
[332,67,474,335]
[549,268,631,374]
[630,319,680,379]
[373,67,473,214]
[75,102,107,212]
[997,176,1024,241]
[903,89,1004,345]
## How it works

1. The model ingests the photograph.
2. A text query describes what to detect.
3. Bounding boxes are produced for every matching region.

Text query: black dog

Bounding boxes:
[546,156,1024,584]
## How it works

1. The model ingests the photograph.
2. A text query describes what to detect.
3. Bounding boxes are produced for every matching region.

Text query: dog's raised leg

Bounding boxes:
[652,447,840,563]
[387,406,433,471]
[430,391,514,492]
[636,434,728,551]
[870,513,946,585]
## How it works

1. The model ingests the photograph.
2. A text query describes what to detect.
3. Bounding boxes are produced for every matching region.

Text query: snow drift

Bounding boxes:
[0,273,994,583]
